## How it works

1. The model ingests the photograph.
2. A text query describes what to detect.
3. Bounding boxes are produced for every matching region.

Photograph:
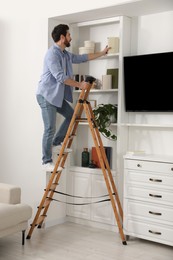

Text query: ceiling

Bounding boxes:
[51,0,173,24]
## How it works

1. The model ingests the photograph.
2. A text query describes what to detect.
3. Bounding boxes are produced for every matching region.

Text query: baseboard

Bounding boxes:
[66,216,118,232]
[37,215,119,233]
[43,217,67,229]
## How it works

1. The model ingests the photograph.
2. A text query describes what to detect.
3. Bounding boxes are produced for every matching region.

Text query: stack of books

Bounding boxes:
[91,146,112,168]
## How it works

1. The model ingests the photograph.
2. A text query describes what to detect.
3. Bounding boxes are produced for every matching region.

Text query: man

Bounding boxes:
[36,24,110,171]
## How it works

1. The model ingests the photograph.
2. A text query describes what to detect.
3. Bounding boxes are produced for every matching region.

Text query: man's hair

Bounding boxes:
[51,24,69,42]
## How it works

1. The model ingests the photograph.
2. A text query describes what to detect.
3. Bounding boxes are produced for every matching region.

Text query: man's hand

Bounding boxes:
[102,45,111,55]
[79,81,90,90]
[87,45,111,60]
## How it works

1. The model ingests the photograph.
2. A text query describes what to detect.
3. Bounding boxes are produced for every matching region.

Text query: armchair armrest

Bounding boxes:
[0,183,21,204]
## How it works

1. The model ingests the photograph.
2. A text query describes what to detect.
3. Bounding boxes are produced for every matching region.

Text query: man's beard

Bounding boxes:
[64,38,70,47]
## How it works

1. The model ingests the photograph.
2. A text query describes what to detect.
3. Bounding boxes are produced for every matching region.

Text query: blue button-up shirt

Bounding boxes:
[36,44,88,107]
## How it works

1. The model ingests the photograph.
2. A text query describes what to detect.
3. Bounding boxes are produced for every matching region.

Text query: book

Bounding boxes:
[91,146,112,168]
[107,68,119,89]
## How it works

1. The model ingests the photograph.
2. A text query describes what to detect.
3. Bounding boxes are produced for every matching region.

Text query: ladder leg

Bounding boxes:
[83,102,126,245]
[26,169,62,239]
[37,172,62,228]
[88,103,123,220]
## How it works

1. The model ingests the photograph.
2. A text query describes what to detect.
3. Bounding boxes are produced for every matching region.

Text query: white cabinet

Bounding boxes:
[66,166,116,226]
[66,168,91,220]
[91,173,115,224]
[123,154,173,246]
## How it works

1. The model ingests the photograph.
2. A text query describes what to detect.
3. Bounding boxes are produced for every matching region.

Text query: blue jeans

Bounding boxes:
[36,95,74,164]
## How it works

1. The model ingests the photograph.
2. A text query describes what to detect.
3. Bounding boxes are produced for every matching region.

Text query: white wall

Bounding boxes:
[128,11,173,155]
[0,0,173,227]
[137,11,173,54]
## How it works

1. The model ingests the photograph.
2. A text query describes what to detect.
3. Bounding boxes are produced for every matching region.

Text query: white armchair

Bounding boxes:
[0,183,32,245]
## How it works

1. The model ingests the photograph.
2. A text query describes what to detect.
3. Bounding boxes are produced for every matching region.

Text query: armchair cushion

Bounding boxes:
[0,203,32,230]
[0,183,32,244]
[0,183,21,204]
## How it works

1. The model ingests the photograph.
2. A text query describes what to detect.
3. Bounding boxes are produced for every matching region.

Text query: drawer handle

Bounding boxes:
[137,164,142,167]
[149,178,162,183]
[171,168,173,171]
[149,230,162,235]
[149,211,162,216]
[149,193,162,198]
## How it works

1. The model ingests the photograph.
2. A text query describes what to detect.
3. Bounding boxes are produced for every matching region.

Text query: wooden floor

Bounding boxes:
[0,222,172,260]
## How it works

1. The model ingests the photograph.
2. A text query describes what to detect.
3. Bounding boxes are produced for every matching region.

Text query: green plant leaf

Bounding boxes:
[92,103,117,141]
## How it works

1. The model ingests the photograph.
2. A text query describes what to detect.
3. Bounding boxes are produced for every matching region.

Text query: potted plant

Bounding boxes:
[92,104,117,140]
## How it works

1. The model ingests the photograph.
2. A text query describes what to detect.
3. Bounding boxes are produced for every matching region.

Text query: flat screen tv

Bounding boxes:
[123,51,173,112]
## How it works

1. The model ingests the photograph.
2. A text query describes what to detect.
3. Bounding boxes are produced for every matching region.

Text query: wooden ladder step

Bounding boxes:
[68,134,76,139]
[43,198,52,208]
[75,118,88,122]
[50,183,59,190]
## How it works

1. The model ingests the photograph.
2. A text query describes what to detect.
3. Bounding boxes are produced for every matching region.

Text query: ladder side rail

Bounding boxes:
[27,85,92,239]
[40,86,94,226]
[59,83,93,160]
[74,85,93,121]
[60,85,92,153]
[38,154,67,228]
[83,102,116,201]
[34,99,84,228]
[83,102,126,244]
[39,171,63,225]
[33,103,83,230]
[26,169,62,238]
[87,102,123,220]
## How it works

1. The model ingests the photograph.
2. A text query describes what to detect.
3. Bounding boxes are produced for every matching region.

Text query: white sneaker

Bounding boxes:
[42,162,63,172]
[52,144,72,154]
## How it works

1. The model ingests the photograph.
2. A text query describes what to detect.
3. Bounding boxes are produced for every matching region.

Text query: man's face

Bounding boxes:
[64,31,71,47]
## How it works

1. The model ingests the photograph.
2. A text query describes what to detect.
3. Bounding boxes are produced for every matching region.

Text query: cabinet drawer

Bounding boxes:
[125,170,173,189]
[124,159,173,174]
[124,219,173,246]
[124,199,173,224]
[125,186,173,206]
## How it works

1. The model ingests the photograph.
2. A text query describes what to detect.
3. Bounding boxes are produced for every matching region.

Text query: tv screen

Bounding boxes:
[123,51,173,112]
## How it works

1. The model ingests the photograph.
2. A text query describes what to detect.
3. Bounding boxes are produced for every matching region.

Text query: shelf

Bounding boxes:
[70,166,116,175]
[85,53,119,60]
[76,17,120,27]
[73,89,118,93]
[78,122,117,126]
[123,153,173,163]
[98,53,119,59]
[121,123,173,128]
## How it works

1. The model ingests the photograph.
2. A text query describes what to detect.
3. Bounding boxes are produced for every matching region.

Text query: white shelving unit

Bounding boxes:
[70,15,131,171]
[48,14,131,229]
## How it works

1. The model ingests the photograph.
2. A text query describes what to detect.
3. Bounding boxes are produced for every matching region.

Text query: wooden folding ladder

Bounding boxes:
[26,77,127,245]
